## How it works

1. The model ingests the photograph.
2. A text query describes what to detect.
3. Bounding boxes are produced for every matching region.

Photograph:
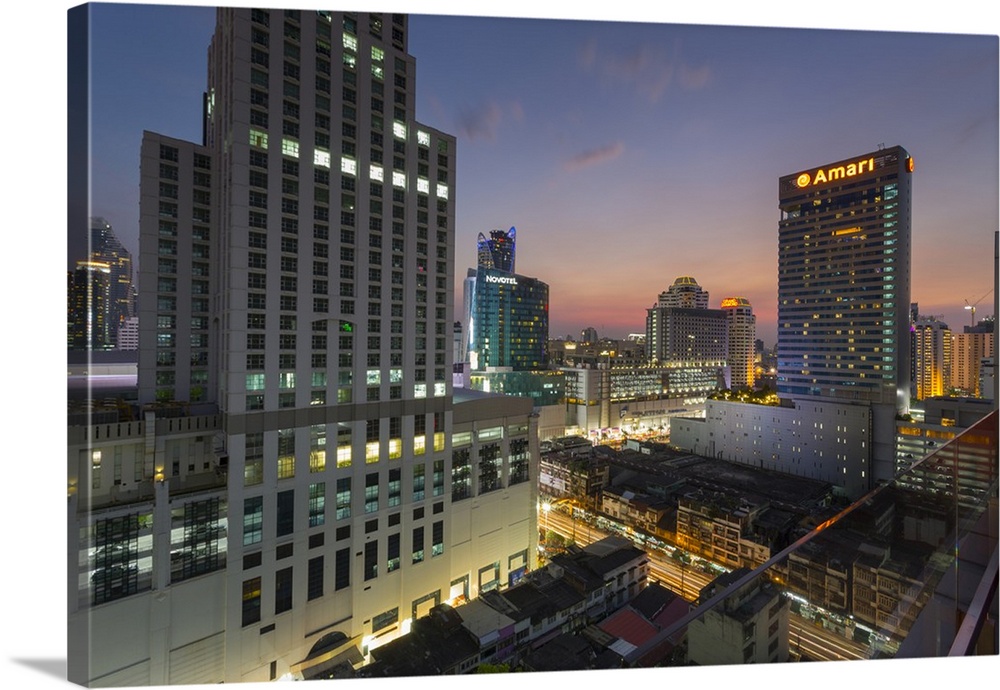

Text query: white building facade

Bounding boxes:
[70,9,540,686]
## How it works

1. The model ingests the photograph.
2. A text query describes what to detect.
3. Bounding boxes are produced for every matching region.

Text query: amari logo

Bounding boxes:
[796,156,876,188]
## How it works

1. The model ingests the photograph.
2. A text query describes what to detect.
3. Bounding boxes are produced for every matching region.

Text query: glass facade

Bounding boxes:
[469,267,549,371]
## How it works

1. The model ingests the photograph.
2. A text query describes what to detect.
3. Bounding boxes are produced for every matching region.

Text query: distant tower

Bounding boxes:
[580,327,598,344]
[68,260,112,350]
[476,226,516,272]
[914,317,952,400]
[89,217,135,344]
[721,297,756,390]
[952,319,994,397]
[468,227,548,371]
[657,276,709,309]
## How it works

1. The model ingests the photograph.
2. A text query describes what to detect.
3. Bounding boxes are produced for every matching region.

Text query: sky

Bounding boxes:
[2,3,996,690]
[76,1,998,347]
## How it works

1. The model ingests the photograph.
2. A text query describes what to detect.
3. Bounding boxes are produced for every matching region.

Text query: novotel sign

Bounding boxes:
[795,156,876,188]
[485,274,518,286]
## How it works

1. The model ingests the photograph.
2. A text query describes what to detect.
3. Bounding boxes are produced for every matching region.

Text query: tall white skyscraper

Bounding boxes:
[71,10,538,685]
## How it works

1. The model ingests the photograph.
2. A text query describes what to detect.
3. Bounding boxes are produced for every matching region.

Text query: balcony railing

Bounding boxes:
[626,409,998,666]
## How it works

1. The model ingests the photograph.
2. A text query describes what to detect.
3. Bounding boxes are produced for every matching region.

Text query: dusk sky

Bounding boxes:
[79,1,998,348]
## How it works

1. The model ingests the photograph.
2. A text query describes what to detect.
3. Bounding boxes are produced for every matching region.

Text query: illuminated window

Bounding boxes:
[393,121,406,139]
[342,33,357,51]
[370,164,384,181]
[388,438,402,460]
[417,130,430,146]
[341,157,357,176]
[436,183,448,200]
[371,46,384,62]
[310,425,326,472]
[282,138,300,158]
[245,373,265,391]
[417,178,429,194]
[277,429,295,479]
[392,171,406,189]
[250,129,268,149]
[414,383,427,398]
[314,148,331,168]
[366,369,381,386]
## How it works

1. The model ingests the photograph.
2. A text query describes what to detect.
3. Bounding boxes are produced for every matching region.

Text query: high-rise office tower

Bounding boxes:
[68,260,112,350]
[67,9,537,685]
[721,297,756,390]
[467,226,548,372]
[90,217,136,344]
[468,266,549,372]
[476,226,515,272]
[914,317,952,400]
[777,146,913,409]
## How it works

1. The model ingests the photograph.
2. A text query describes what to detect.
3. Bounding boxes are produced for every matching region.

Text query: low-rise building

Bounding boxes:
[687,569,789,665]
[675,489,771,570]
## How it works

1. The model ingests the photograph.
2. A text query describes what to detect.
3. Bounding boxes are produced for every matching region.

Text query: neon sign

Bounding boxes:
[796,156,875,187]
[485,274,518,285]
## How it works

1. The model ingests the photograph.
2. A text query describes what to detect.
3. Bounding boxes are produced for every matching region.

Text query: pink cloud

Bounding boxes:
[563,141,625,171]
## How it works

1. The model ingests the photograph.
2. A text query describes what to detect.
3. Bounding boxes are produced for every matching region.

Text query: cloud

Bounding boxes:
[455,100,524,141]
[580,39,711,103]
[563,141,625,171]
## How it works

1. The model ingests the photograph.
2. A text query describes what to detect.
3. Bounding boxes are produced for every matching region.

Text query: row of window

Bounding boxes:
[239,520,440,628]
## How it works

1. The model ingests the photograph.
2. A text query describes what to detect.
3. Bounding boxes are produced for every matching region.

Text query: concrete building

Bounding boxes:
[671,397,874,499]
[69,9,540,686]
[913,317,952,400]
[687,569,789,665]
[721,297,756,390]
[952,319,994,397]
[645,305,728,368]
[116,316,139,351]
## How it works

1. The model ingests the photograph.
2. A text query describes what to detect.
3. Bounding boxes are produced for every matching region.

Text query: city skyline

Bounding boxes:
[0,3,994,690]
[77,2,998,347]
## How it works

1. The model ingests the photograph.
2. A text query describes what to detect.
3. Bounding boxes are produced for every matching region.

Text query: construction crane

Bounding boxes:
[964,289,993,328]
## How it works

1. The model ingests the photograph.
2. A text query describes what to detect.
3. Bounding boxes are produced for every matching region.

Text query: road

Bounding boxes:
[540,504,871,663]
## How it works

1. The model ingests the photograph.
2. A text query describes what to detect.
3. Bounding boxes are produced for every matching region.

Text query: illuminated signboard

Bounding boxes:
[720,298,741,308]
[796,157,875,187]
[485,274,518,286]
[794,154,914,188]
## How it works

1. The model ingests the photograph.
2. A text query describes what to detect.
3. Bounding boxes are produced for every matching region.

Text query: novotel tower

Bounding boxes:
[777,145,913,410]
[468,266,549,372]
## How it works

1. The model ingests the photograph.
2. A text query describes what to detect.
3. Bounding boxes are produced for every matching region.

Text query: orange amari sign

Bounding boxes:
[796,157,875,187]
